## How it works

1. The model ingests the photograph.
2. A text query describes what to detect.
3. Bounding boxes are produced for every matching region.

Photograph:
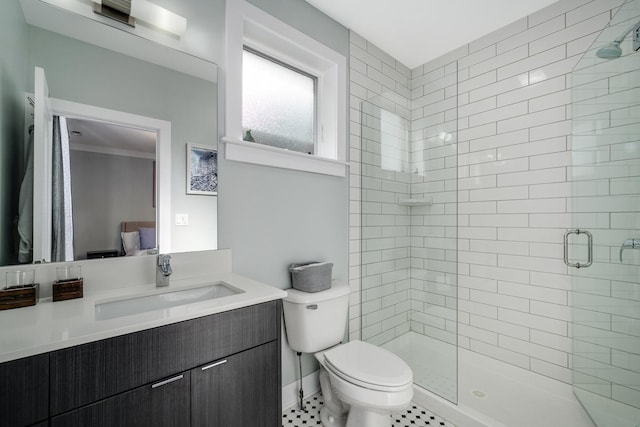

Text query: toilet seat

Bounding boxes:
[323,340,413,392]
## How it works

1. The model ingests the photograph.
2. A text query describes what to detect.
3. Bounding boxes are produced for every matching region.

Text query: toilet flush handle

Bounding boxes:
[306,304,318,310]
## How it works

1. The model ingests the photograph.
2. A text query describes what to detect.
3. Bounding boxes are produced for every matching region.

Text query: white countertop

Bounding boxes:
[0,272,286,363]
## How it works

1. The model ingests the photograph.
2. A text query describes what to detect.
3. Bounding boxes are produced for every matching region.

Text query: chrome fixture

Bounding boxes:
[91,0,187,37]
[619,238,640,262]
[93,0,135,27]
[596,20,640,58]
[563,229,593,269]
[596,42,623,58]
[201,360,227,371]
[43,0,188,37]
[151,374,183,389]
[156,254,172,287]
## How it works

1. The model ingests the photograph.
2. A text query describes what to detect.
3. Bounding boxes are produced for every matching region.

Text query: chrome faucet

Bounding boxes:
[156,254,172,287]
[620,238,640,262]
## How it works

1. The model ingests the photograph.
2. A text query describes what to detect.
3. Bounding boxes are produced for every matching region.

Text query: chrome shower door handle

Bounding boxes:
[619,238,640,262]
[563,229,593,269]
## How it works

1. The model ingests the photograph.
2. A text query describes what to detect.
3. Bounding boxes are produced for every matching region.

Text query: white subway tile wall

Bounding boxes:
[349,0,640,403]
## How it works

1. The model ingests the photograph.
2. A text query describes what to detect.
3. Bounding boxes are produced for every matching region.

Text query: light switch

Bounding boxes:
[175,214,189,226]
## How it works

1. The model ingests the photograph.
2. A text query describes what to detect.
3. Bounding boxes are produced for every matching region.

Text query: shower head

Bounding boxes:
[596,42,623,59]
[596,20,640,59]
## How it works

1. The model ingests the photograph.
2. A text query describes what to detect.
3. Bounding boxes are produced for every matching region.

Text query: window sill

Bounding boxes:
[221,137,348,177]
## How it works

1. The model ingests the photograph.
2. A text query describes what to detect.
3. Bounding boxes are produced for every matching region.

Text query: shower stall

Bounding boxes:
[358,0,640,425]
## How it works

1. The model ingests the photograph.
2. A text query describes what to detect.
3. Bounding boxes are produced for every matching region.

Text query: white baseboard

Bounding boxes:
[282,370,321,411]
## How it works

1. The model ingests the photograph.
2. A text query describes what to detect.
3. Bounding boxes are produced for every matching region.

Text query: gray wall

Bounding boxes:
[0,2,28,264]
[26,27,218,254]
[70,150,155,259]
[218,0,350,386]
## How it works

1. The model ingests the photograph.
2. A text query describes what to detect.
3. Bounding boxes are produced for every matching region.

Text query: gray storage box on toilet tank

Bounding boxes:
[289,262,332,292]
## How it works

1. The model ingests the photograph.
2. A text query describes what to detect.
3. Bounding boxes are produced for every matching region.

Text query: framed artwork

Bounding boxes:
[186,143,218,195]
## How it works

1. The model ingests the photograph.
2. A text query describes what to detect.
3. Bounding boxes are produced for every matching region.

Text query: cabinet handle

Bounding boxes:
[151,374,184,389]
[201,359,227,371]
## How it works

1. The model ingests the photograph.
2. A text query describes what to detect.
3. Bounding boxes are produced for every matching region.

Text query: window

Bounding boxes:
[242,48,317,155]
[224,1,347,177]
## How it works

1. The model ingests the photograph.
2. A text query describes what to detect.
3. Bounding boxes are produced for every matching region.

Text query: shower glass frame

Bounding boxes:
[359,60,459,404]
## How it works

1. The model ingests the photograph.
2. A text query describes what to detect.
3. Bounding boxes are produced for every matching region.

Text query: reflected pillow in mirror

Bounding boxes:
[121,231,140,255]
[139,227,156,250]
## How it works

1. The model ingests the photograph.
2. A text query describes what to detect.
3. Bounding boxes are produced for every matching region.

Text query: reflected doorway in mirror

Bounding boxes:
[186,143,217,195]
[45,95,172,258]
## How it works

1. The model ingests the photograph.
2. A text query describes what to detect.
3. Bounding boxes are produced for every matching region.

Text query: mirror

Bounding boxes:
[0,0,218,266]
[58,116,157,261]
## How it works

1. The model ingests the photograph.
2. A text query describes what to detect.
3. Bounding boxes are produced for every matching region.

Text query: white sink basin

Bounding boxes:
[95,282,243,320]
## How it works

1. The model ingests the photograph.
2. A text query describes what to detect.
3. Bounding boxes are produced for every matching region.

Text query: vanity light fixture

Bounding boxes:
[92,0,135,27]
[92,0,187,38]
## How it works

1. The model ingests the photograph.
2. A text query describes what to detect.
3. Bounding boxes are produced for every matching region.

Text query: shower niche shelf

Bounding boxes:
[397,197,433,207]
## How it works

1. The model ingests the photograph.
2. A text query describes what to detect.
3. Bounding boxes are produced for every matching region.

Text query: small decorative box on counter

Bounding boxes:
[53,265,83,302]
[0,270,39,310]
[0,284,40,310]
[52,279,83,302]
[289,262,333,292]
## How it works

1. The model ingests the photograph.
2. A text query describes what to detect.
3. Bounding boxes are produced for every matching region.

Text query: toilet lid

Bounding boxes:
[323,340,412,391]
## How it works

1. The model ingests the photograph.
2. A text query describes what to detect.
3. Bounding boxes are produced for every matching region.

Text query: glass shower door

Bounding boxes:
[359,66,458,404]
[570,1,640,425]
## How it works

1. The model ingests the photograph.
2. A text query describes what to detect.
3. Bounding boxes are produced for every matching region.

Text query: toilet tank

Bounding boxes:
[282,281,350,353]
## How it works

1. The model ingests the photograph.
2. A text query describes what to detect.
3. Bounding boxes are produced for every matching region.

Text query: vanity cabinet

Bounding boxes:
[0,354,49,426]
[1,300,282,427]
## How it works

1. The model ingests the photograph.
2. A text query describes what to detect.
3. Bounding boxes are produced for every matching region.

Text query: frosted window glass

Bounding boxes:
[242,49,315,154]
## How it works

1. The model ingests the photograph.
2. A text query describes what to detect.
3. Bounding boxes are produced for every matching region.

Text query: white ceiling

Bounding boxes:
[67,118,156,159]
[304,0,562,69]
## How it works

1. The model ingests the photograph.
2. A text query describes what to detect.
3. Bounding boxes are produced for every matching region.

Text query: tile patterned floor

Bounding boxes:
[282,394,456,427]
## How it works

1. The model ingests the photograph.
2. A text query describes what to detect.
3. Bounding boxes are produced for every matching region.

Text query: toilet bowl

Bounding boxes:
[315,340,413,427]
[282,282,414,427]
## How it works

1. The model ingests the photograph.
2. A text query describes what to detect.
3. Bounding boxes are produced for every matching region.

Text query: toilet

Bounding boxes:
[282,282,413,427]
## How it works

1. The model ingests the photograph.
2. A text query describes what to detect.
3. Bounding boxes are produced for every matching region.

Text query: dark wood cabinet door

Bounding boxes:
[191,341,280,427]
[50,319,195,415]
[0,354,49,427]
[51,371,191,427]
